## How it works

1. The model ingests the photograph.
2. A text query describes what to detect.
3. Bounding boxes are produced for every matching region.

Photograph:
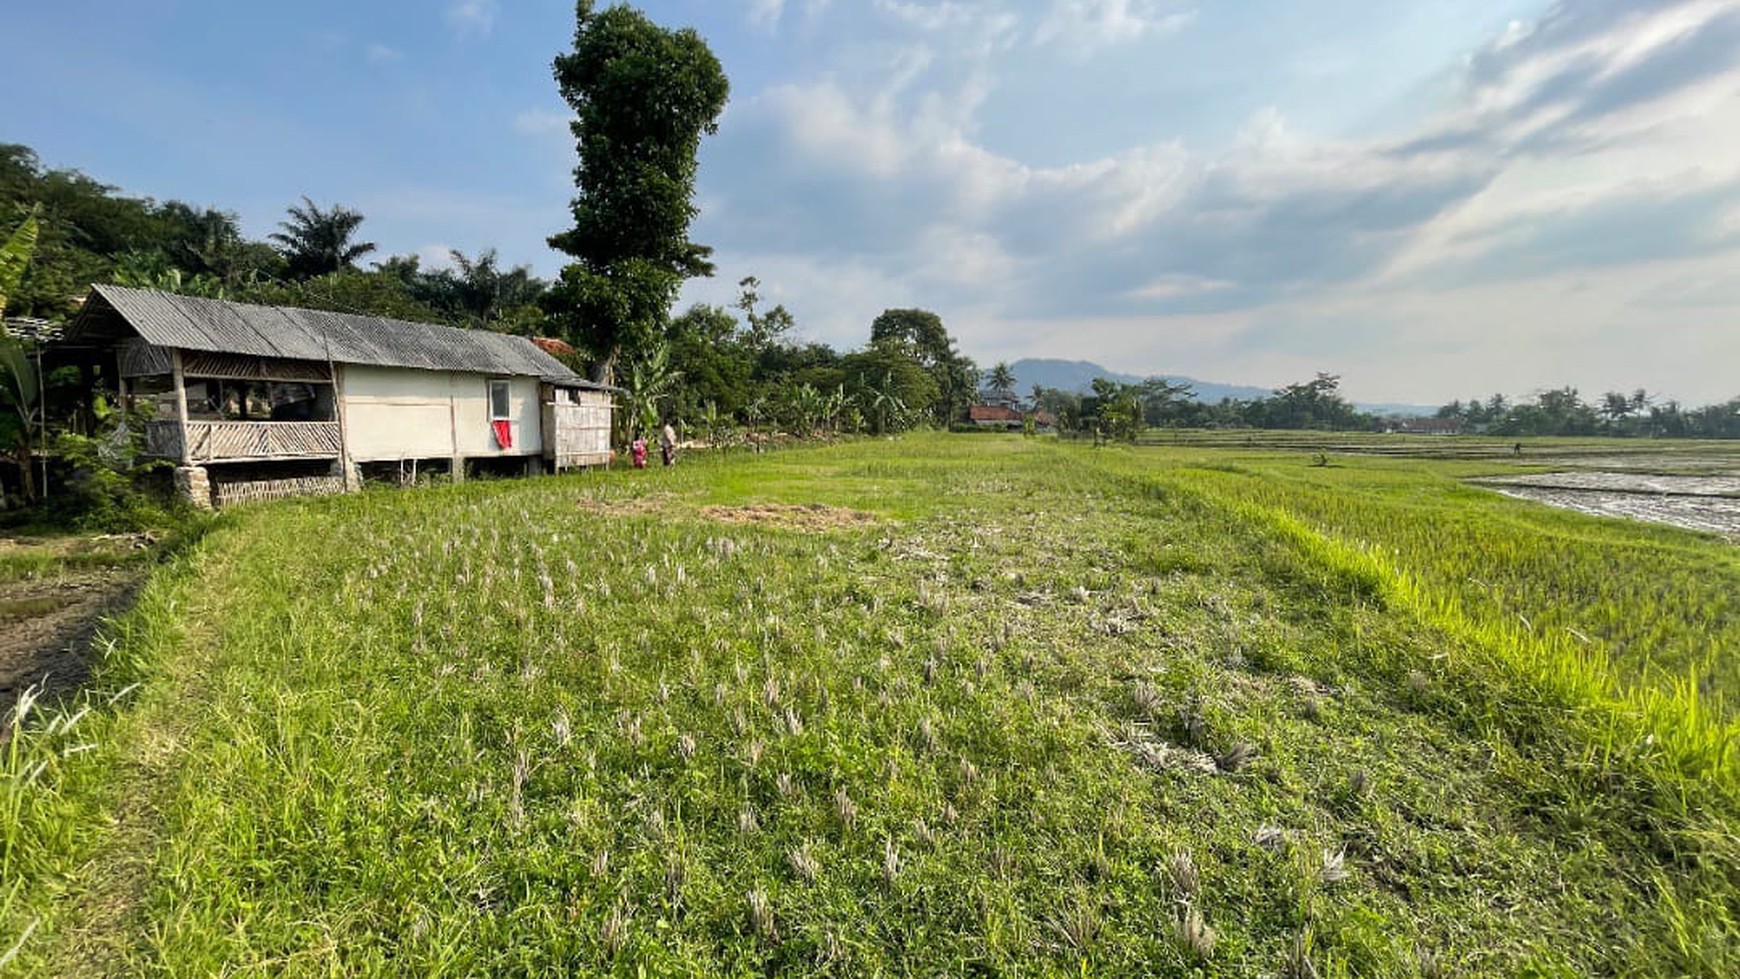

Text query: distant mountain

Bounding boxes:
[1005,359,1434,417]
[1354,402,1439,418]
[1007,359,1271,404]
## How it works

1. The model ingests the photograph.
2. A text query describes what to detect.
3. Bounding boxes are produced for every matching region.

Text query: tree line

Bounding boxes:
[1435,389,1740,439]
[1031,372,1375,440]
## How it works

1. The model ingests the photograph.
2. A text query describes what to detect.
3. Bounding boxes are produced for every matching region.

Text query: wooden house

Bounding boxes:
[62,285,614,507]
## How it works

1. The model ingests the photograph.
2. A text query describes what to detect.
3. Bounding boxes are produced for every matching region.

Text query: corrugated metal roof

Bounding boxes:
[70,284,598,384]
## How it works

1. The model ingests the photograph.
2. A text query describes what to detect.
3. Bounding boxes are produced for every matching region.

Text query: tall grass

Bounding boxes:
[1,435,1734,975]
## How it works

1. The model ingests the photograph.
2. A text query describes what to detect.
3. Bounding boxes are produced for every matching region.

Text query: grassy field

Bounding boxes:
[3,435,1736,975]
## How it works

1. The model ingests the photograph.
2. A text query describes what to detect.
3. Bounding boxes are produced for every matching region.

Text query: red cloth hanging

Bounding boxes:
[492,419,513,449]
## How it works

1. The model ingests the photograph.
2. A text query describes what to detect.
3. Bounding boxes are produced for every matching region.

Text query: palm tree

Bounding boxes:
[268,197,377,279]
[436,249,547,328]
[987,361,1017,396]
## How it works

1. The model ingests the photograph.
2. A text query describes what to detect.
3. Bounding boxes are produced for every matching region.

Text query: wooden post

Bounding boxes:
[448,373,464,483]
[329,359,356,491]
[170,348,191,464]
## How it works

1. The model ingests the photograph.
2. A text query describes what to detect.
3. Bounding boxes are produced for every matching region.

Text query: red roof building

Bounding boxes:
[968,405,1024,427]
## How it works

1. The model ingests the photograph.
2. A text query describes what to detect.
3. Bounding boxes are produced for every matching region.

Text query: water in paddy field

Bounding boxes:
[1475,471,1740,538]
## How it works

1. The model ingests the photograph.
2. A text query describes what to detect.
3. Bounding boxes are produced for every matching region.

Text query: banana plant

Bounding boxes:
[0,211,38,315]
[822,384,848,435]
[1,212,43,500]
[787,382,823,436]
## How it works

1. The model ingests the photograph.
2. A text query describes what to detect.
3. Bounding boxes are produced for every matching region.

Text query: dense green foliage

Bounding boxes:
[543,0,731,382]
[1036,372,1375,439]
[656,292,971,439]
[2,437,1733,975]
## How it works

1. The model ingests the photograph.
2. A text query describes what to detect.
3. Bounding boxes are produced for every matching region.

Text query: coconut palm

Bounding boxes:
[986,361,1017,396]
[268,197,377,279]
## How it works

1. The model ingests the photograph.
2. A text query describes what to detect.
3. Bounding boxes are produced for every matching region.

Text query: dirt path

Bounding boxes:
[1,536,152,721]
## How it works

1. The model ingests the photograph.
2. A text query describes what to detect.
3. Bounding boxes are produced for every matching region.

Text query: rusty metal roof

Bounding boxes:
[68,285,603,386]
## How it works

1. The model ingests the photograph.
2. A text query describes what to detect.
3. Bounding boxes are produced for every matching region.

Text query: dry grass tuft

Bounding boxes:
[1170,905,1216,961]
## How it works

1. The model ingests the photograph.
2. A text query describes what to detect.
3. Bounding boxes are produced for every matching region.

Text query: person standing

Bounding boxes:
[660,422,678,467]
[631,434,649,470]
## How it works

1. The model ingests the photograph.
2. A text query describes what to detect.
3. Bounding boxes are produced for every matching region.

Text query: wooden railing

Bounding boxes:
[144,421,343,463]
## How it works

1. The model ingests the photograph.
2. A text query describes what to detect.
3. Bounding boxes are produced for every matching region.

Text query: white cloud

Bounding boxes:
[512,107,571,138]
[363,43,403,65]
[1032,0,1195,55]
[693,0,1740,403]
[875,1,1023,54]
[1127,274,1233,301]
[445,0,499,39]
[678,251,913,349]
[741,0,837,32]
[745,0,787,31]
[416,244,457,271]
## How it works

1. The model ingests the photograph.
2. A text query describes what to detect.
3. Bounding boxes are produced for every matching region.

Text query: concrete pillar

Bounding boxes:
[174,466,212,509]
[450,456,466,483]
[329,459,360,492]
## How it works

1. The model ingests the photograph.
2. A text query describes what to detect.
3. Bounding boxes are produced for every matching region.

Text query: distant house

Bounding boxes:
[61,285,615,507]
[1386,417,1465,435]
[968,404,1024,429]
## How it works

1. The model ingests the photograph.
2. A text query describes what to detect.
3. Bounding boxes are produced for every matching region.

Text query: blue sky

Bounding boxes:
[6,1,1740,404]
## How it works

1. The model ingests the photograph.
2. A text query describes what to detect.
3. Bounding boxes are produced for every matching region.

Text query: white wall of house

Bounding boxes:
[340,365,543,462]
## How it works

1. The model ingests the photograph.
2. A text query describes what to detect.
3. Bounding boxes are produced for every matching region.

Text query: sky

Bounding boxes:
[5,0,1740,405]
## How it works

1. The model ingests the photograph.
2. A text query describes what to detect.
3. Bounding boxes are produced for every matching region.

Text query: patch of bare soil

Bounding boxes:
[1,560,146,722]
[699,503,880,530]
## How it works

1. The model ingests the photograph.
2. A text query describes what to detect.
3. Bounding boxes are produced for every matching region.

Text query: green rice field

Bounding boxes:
[3,434,1736,975]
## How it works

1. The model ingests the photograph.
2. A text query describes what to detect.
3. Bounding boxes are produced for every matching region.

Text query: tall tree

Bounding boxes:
[869,308,974,425]
[268,197,376,279]
[544,0,729,384]
[985,362,1017,399]
[734,276,795,353]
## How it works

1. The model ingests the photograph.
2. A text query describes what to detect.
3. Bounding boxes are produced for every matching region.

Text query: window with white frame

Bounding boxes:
[489,380,511,421]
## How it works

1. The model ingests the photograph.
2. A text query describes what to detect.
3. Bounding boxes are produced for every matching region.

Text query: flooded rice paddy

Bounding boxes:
[1476,471,1740,538]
